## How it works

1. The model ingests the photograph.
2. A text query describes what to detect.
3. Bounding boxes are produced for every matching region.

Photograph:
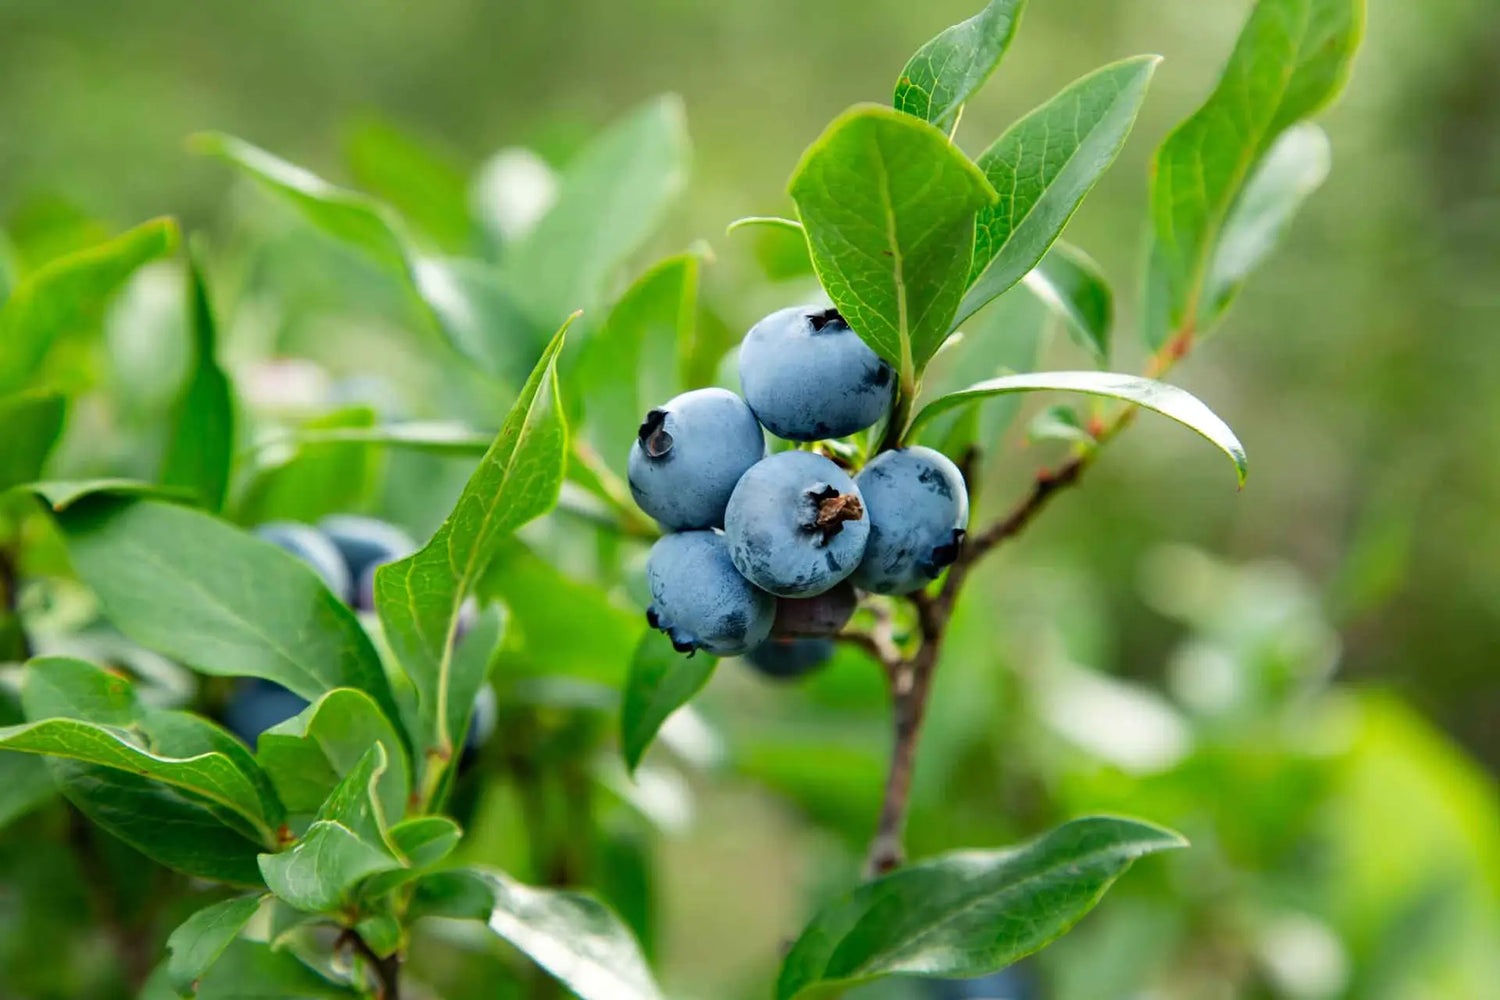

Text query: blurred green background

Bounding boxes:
[1,0,1498,998]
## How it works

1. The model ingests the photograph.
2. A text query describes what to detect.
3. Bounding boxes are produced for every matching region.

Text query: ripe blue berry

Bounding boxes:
[222,678,309,747]
[646,531,776,656]
[725,451,869,598]
[851,446,969,595]
[254,521,353,602]
[739,305,894,441]
[743,638,834,680]
[628,388,766,531]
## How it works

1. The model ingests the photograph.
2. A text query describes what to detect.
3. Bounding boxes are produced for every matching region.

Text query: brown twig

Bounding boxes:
[861,338,1187,876]
[340,928,402,1000]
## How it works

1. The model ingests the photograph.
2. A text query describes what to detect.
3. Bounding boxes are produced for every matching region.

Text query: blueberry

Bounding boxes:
[739,305,894,441]
[851,447,969,595]
[743,638,834,679]
[628,388,766,531]
[772,581,858,638]
[222,679,309,748]
[645,531,776,656]
[319,515,415,591]
[928,967,1034,1000]
[254,521,354,602]
[725,451,869,598]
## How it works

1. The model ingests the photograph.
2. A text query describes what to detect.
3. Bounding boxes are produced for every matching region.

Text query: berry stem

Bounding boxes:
[861,325,1198,876]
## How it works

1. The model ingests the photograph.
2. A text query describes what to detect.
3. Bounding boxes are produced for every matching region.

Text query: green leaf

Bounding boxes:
[194,939,359,999]
[1026,404,1093,445]
[19,477,192,511]
[789,105,996,381]
[51,497,403,733]
[376,319,571,767]
[1023,243,1113,360]
[0,750,54,829]
[192,133,408,271]
[893,0,1027,131]
[1200,122,1332,324]
[907,370,1247,483]
[389,815,461,868]
[10,658,279,843]
[479,869,665,1000]
[239,406,382,524]
[620,629,717,775]
[162,252,234,511]
[164,895,265,997]
[255,688,410,820]
[956,56,1158,330]
[1146,0,1364,345]
[249,421,492,459]
[0,218,179,394]
[258,745,404,913]
[0,390,66,493]
[775,816,1187,1000]
[725,215,803,236]
[408,868,496,921]
[507,95,691,320]
[574,252,702,476]
[344,117,472,252]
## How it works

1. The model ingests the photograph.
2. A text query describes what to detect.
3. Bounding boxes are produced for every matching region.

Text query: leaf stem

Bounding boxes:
[341,928,401,1000]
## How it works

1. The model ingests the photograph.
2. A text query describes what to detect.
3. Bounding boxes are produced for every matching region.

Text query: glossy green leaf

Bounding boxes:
[907,370,1247,483]
[1201,122,1332,324]
[790,105,996,381]
[480,869,665,1000]
[164,895,265,997]
[258,745,404,913]
[11,657,279,842]
[776,817,1187,1000]
[408,868,496,921]
[574,252,702,476]
[239,405,382,524]
[621,629,717,775]
[389,815,461,868]
[51,497,403,731]
[1023,242,1113,360]
[727,216,814,281]
[1026,404,1093,445]
[194,939,359,999]
[162,252,234,511]
[376,319,570,767]
[409,254,542,384]
[893,0,1027,131]
[508,95,691,319]
[0,218,179,393]
[255,688,410,820]
[956,56,1158,330]
[0,390,66,492]
[19,477,191,510]
[1146,0,1364,345]
[725,215,804,236]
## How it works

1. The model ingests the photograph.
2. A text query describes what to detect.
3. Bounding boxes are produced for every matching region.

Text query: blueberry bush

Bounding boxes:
[0,0,1378,997]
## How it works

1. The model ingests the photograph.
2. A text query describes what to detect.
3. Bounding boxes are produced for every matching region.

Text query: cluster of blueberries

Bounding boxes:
[225,516,490,752]
[630,306,969,675]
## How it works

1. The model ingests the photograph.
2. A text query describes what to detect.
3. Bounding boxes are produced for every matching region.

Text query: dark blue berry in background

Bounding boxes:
[646,530,776,656]
[628,388,766,531]
[772,580,858,638]
[253,521,354,602]
[743,638,834,679]
[222,678,309,747]
[739,305,894,441]
[725,450,869,598]
[319,515,415,592]
[852,446,968,595]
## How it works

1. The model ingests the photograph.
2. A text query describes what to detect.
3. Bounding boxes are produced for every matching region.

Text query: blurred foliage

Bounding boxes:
[0,0,1497,998]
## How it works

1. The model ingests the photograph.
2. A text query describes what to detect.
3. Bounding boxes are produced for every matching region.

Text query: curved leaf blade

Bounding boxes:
[481,869,665,1000]
[1201,122,1332,323]
[908,371,1247,483]
[1146,0,1364,345]
[1022,243,1113,360]
[0,218,179,393]
[620,629,718,775]
[164,895,265,997]
[893,0,1028,131]
[776,816,1187,1000]
[789,104,997,379]
[49,498,402,733]
[0,390,66,493]
[956,55,1158,330]
[376,318,572,768]
[256,687,410,820]
[162,252,235,511]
